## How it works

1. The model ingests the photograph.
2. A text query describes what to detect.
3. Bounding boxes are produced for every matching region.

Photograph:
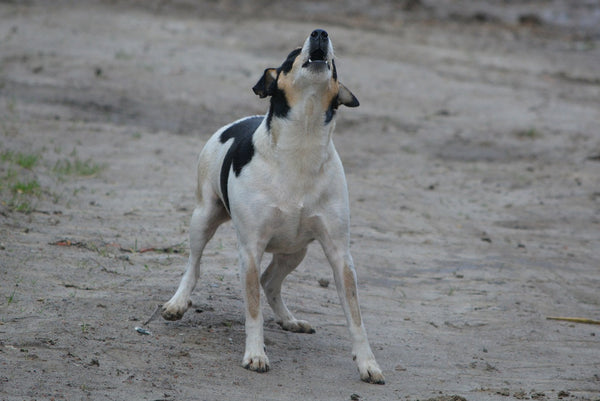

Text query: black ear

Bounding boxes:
[338,83,359,107]
[252,68,278,98]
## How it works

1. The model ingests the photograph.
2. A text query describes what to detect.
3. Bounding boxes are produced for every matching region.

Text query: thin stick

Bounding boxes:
[143,304,163,326]
[546,316,600,325]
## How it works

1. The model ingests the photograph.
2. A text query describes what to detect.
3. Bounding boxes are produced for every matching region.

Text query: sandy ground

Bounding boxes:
[1,1,600,400]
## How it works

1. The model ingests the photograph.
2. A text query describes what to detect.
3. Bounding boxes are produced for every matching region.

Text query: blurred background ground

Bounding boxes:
[1,1,599,400]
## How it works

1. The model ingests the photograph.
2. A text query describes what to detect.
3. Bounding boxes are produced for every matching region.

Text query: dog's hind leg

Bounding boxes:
[260,248,315,334]
[162,198,228,321]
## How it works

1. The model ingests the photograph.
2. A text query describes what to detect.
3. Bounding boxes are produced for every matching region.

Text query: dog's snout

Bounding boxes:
[311,29,328,40]
[303,28,332,69]
[308,29,330,63]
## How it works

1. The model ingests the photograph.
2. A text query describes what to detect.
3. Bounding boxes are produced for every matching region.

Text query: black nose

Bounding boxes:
[311,29,328,40]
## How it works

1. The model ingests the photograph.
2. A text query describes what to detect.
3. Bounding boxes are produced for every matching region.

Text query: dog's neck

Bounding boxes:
[264,92,337,173]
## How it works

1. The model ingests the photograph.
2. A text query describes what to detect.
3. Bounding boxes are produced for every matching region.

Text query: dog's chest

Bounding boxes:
[264,153,337,251]
[264,201,320,253]
[223,118,346,253]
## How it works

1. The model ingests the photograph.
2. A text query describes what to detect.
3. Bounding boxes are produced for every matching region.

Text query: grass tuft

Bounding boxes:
[53,158,105,177]
[1,150,39,169]
[11,179,40,195]
[16,153,39,169]
[514,128,542,139]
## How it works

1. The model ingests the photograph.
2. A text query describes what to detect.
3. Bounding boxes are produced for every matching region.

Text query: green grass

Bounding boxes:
[11,179,40,195]
[1,170,41,213]
[16,153,38,169]
[115,50,133,60]
[7,195,37,213]
[6,287,16,306]
[1,146,105,213]
[53,157,105,177]
[0,150,12,162]
[514,128,542,139]
[5,278,21,306]
[1,150,39,169]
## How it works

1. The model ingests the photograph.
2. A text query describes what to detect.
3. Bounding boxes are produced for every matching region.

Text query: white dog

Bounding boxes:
[161,29,384,384]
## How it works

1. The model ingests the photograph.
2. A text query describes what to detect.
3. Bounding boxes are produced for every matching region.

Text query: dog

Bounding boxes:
[161,29,385,384]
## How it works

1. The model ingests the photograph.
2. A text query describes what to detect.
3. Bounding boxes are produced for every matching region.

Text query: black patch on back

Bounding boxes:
[325,94,339,124]
[219,116,263,213]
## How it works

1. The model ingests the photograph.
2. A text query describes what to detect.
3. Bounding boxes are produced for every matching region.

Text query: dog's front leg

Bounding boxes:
[239,246,270,373]
[162,203,227,321]
[319,234,385,384]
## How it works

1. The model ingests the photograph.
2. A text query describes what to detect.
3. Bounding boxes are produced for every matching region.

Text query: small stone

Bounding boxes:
[318,278,329,288]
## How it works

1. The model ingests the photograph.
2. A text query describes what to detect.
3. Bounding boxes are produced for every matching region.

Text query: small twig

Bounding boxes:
[138,247,156,253]
[87,257,106,270]
[120,244,185,254]
[143,304,163,326]
[546,316,600,325]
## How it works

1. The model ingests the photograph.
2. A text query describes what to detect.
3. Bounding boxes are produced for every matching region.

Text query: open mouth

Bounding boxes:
[303,48,330,69]
[309,48,326,62]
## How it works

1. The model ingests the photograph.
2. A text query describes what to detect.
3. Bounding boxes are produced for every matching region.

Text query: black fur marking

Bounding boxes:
[325,94,339,124]
[267,86,291,130]
[264,49,300,130]
[219,116,263,213]
[332,59,337,81]
[280,48,302,74]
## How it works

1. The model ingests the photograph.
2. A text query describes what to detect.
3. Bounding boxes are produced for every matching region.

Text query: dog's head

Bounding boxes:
[253,29,358,128]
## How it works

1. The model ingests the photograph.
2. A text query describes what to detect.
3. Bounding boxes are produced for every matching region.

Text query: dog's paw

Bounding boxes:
[279,319,315,334]
[242,352,270,373]
[357,359,385,385]
[161,299,192,321]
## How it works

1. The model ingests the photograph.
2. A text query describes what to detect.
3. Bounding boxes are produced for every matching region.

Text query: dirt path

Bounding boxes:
[1,1,599,400]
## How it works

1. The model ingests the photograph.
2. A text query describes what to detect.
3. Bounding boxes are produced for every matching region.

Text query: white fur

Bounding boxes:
[162,32,384,384]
